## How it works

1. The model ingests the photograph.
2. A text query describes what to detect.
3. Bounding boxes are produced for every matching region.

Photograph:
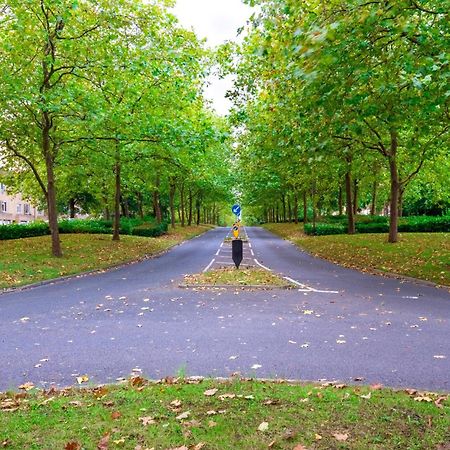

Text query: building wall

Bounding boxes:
[0,183,47,225]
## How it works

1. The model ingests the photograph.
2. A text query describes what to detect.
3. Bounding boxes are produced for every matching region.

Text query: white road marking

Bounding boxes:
[254,259,272,271]
[215,249,220,256]
[203,258,216,273]
[250,248,255,256]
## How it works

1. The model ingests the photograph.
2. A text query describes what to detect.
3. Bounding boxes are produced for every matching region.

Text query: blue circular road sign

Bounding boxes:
[232,204,241,216]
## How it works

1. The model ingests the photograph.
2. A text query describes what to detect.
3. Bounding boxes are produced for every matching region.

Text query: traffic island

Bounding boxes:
[180,268,295,289]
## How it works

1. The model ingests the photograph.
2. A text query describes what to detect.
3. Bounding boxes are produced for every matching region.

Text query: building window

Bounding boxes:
[37,210,44,216]
[1,201,7,212]
[24,203,30,215]
[17,204,22,214]
[0,183,6,194]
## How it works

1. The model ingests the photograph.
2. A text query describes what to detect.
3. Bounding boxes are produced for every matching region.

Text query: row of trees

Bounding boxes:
[229,0,449,241]
[0,0,234,256]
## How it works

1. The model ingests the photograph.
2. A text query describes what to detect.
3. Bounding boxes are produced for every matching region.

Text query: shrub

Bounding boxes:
[0,222,50,240]
[304,223,346,236]
[132,221,168,237]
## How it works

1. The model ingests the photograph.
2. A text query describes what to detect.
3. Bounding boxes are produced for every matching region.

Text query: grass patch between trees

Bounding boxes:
[0,378,448,449]
[263,223,450,286]
[0,225,211,290]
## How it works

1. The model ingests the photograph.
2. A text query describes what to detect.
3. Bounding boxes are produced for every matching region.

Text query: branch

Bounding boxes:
[56,23,101,40]
[4,139,48,197]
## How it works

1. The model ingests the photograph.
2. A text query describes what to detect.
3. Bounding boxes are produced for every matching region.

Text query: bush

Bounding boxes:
[0,217,169,240]
[304,216,449,236]
[0,222,50,240]
[304,223,346,236]
[132,221,168,237]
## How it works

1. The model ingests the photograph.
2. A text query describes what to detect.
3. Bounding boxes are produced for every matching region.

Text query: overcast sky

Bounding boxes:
[171,0,254,115]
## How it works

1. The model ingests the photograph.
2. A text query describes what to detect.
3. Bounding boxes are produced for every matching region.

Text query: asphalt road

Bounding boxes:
[0,227,449,392]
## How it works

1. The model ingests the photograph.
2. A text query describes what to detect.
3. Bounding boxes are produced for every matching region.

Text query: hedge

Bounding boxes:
[304,216,449,236]
[0,222,50,240]
[0,218,169,240]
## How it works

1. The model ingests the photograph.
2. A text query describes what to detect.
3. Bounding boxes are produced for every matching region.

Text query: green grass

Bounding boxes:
[0,379,448,449]
[184,268,291,287]
[0,225,211,290]
[263,223,450,286]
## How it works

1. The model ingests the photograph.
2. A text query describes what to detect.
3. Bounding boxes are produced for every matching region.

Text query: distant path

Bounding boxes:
[0,227,449,392]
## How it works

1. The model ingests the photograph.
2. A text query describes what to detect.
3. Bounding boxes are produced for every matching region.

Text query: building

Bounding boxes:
[0,183,46,225]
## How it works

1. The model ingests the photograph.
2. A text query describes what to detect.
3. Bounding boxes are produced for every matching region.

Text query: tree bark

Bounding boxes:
[294,192,299,224]
[153,174,162,224]
[338,186,343,216]
[353,179,358,215]
[137,192,144,219]
[196,196,201,225]
[287,195,292,222]
[69,198,76,219]
[303,191,308,223]
[180,183,185,227]
[281,194,286,222]
[188,188,193,226]
[370,180,377,216]
[44,143,62,257]
[345,169,355,234]
[169,178,176,229]
[112,145,121,242]
[398,186,405,217]
[388,130,400,243]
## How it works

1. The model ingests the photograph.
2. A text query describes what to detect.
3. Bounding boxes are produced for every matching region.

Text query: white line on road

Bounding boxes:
[203,258,216,273]
[254,259,272,271]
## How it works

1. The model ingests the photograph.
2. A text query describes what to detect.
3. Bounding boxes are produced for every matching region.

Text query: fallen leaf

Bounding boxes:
[111,411,121,420]
[193,443,206,450]
[370,383,383,390]
[130,376,146,387]
[315,434,322,440]
[64,442,81,450]
[258,421,269,432]
[333,433,348,441]
[167,447,188,450]
[18,382,34,391]
[113,438,125,445]
[176,411,190,420]
[204,388,218,397]
[414,396,433,402]
[97,433,110,450]
[433,355,446,359]
[293,445,309,450]
[139,416,156,426]
[219,393,236,400]
[336,340,346,344]
[1,440,12,448]
[435,396,448,409]
[170,399,182,407]
[76,375,89,385]
[208,420,217,427]
[360,393,371,400]
[251,364,262,370]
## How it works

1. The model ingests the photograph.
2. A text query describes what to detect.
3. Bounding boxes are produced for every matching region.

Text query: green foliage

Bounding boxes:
[0,222,50,240]
[0,218,170,240]
[304,216,450,235]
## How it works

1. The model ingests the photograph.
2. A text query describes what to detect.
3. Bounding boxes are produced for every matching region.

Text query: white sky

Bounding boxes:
[171,0,254,115]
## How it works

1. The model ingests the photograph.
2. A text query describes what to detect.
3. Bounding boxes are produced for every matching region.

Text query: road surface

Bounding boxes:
[0,227,449,391]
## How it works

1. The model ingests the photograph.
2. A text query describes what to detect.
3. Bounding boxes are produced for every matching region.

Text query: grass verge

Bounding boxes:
[263,223,450,286]
[1,378,448,449]
[0,225,212,290]
[183,268,291,287]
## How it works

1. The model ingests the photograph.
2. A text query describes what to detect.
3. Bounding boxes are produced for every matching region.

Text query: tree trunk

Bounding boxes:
[294,192,299,224]
[370,180,377,216]
[180,183,185,227]
[105,205,110,221]
[153,175,162,224]
[353,179,358,215]
[312,184,317,234]
[345,169,355,234]
[398,187,405,218]
[188,188,193,226]
[196,197,201,225]
[303,191,308,223]
[44,144,62,257]
[388,131,400,243]
[169,178,176,229]
[281,194,286,222]
[69,198,76,219]
[287,195,292,222]
[113,145,121,242]
[338,186,343,216]
[137,192,144,219]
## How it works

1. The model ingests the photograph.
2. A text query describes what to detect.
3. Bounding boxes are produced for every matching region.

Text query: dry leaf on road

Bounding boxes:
[258,421,269,432]
[333,433,349,441]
